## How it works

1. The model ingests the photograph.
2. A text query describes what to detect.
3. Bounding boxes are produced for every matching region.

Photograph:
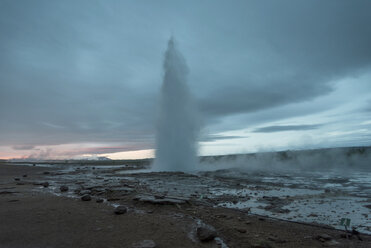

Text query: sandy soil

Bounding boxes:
[0,163,370,248]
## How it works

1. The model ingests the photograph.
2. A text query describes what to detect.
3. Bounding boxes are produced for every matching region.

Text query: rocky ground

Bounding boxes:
[0,162,370,248]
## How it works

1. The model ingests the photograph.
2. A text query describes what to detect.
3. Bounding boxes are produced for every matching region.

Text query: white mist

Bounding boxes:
[152,37,199,172]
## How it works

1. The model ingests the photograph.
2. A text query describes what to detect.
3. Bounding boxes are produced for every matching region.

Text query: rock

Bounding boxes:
[60,185,69,192]
[132,239,156,248]
[43,171,50,175]
[340,233,349,239]
[42,182,49,187]
[236,228,247,233]
[81,195,91,201]
[16,182,25,185]
[268,236,286,243]
[14,178,20,181]
[316,233,332,241]
[133,194,188,205]
[196,226,217,242]
[79,190,91,195]
[96,198,104,203]
[325,240,340,246]
[114,205,127,215]
[22,174,27,177]
[216,214,227,218]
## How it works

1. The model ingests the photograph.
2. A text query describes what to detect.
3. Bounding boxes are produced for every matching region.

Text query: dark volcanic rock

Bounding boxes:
[22,174,27,177]
[114,205,127,215]
[133,194,188,205]
[43,171,50,175]
[316,233,332,241]
[79,190,91,195]
[42,182,49,188]
[14,178,20,181]
[196,226,216,242]
[132,239,156,248]
[81,195,91,201]
[236,228,247,233]
[60,185,69,192]
[96,198,104,203]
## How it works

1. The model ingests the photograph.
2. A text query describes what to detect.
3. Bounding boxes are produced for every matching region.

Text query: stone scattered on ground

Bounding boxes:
[96,198,104,203]
[235,228,247,233]
[268,235,287,243]
[316,233,332,241]
[14,178,20,181]
[196,226,217,242]
[132,239,156,248]
[60,185,68,192]
[133,194,188,205]
[42,182,49,188]
[114,205,127,215]
[81,195,91,201]
[324,240,340,246]
[79,190,91,195]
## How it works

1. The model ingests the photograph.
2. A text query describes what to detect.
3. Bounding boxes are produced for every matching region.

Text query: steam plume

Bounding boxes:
[153,37,199,171]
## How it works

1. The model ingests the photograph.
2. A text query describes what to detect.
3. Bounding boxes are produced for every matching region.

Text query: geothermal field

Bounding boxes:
[0,147,370,247]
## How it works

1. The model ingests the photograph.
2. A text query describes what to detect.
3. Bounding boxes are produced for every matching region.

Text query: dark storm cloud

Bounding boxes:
[253,124,322,133]
[0,0,370,150]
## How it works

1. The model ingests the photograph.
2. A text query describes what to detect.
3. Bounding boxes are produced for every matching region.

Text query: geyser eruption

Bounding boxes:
[153,38,199,172]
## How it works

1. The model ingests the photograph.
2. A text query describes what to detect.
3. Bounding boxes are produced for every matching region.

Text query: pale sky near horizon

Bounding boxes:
[1,0,371,160]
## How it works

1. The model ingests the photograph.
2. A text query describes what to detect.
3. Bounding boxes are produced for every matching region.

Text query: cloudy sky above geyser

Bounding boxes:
[1,0,371,159]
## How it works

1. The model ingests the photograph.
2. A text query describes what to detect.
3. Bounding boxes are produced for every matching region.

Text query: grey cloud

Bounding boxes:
[253,124,323,133]
[0,0,370,150]
[12,145,35,150]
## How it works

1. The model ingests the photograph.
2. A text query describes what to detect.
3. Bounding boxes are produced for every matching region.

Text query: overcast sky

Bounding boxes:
[1,0,371,159]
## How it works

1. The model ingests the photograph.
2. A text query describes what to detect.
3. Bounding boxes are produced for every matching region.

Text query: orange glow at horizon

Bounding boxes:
[102,149,155,160]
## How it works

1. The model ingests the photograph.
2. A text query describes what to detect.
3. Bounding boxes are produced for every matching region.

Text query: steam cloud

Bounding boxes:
[152,38,199,171]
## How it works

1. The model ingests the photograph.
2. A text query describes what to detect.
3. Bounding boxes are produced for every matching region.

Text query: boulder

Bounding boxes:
[79,190,92,195]
[196,226,216,242]
[81,195,91,201]
[60,185,69,192]
[316,233,332,241]
[114,205,127,215]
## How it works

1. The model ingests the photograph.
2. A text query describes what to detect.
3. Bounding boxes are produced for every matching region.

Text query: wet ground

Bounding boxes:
[18,161,371,235]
